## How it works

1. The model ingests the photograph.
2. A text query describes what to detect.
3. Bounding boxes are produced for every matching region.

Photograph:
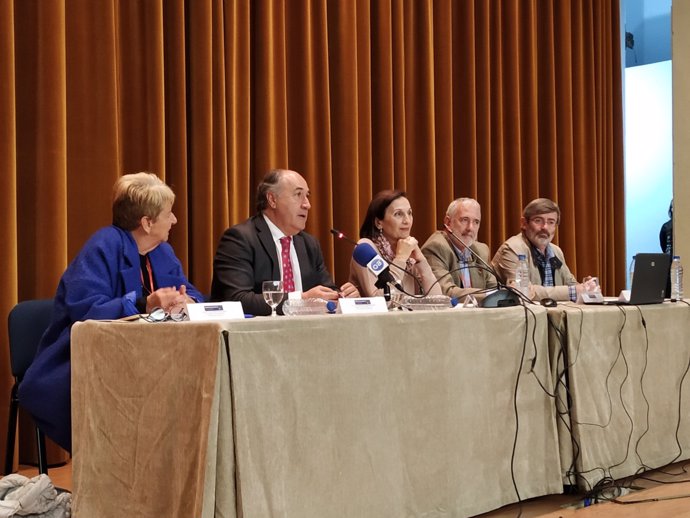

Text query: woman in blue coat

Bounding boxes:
[19,172,204,452]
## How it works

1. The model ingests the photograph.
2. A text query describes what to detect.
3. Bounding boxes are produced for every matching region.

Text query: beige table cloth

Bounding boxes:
[549,302,690,489]
[71,306,562,518]
[71,321,234,518]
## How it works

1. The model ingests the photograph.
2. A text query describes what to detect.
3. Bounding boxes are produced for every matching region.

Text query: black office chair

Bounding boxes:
[4,298,54,475]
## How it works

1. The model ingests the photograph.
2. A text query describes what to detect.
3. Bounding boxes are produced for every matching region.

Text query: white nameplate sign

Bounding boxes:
[579,291,604,304]
[186,301,245,321]
[339,297,388,314]
[618,290,631,303]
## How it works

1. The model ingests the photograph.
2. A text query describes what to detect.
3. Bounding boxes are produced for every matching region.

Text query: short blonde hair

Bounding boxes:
[112,172,175,230]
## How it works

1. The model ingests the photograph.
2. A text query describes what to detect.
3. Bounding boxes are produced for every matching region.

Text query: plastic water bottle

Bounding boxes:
[516,254,530,296]
[671,255,683,301]
[282,298,330,316]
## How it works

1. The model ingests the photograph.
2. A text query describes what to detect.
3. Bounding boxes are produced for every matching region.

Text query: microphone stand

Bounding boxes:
[375,278,392,301]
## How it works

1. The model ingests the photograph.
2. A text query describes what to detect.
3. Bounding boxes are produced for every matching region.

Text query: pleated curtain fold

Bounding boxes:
[0,0,624,459]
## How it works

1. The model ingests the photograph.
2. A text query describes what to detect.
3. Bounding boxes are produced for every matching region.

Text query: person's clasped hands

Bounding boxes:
[303,282,360,301]
[581,276,601,294]
[145,285,194,313]
[395,236,424,264]
[572,276,601,299]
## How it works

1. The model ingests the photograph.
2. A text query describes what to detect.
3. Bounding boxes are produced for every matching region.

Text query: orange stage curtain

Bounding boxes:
[0,0,624,462]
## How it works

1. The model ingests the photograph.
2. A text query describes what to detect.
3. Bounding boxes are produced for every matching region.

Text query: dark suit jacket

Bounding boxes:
[210,214,335,315]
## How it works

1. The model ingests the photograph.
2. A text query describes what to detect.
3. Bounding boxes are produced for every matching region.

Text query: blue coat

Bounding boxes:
[18,225,203,452]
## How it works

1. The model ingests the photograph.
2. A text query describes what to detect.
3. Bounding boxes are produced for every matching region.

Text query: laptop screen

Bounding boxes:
[629,253,671,304]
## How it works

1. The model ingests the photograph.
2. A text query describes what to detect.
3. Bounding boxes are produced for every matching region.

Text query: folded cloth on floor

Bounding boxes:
[0,474,71,517]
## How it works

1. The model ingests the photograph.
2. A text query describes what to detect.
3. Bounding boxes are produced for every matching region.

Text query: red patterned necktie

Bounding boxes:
[280,236,295,292]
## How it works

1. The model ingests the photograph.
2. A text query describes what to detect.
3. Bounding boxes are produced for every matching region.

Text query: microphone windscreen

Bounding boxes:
[326,301,337,313]
[352,242,378,267]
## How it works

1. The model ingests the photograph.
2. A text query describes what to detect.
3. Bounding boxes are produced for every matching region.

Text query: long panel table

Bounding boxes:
[71,306,562,518]
[548,301,690,489]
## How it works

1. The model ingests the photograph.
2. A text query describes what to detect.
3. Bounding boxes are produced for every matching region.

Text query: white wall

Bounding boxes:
[623,0,672,67]
[624,60,673,274]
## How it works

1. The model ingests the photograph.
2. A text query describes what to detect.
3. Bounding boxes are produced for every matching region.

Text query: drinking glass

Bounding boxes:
[262,280,284,316]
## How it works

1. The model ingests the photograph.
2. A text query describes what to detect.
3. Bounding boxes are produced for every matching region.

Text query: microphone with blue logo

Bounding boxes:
[352,242,404,300]
[332,228,405,300]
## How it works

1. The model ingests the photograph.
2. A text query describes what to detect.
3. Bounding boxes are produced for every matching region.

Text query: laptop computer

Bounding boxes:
[600,253,670,305]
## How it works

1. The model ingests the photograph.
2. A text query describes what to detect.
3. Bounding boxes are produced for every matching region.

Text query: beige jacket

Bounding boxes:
[421,231,496,302]
[349,238,442,297]
[491,233,576,301]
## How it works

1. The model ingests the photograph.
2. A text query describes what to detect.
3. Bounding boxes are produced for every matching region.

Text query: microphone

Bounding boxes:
[335,227,422,295]
[330,228,359,247]
[352,242,403,292]
[443,224,499,278]
[549,256,563,271]
[442,224,521,308]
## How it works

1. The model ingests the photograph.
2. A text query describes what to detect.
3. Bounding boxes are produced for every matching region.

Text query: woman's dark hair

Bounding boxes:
[359,189,407,239]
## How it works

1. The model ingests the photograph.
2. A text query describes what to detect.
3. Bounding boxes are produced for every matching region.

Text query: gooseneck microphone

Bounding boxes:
[442,225,522,308]
[332,228,420,292]
[443,224,500,280]
[330,228,359,247]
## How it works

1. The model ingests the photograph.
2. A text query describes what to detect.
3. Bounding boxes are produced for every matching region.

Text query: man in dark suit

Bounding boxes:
[211,169,359,315]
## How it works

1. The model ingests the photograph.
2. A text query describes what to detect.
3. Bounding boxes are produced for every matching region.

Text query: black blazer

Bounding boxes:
[210,214,335,315]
